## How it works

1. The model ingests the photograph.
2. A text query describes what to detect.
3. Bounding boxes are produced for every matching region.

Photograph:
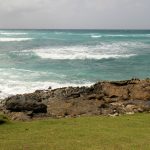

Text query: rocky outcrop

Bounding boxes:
[5,95,47,113]
[1,78,150,120]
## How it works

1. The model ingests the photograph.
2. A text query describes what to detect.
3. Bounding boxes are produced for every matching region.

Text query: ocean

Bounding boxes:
[0,29,150,99]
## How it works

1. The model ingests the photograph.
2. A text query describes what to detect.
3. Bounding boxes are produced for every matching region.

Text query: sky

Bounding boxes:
[0,0,150,29]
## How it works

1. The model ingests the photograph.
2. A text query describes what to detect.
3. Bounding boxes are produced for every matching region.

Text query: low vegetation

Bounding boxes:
[0,114,9,125]
[0,113,150,150]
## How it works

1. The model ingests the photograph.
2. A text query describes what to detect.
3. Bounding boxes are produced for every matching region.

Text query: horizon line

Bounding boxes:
[0,28,150,30]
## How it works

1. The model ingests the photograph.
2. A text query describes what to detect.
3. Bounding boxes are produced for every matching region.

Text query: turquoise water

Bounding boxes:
[0,29,150,98]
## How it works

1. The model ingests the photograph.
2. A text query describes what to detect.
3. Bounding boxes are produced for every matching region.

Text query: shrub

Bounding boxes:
[0,114,9,125]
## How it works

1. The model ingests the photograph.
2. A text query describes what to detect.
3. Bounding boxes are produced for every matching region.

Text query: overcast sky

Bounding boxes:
[0,0,150,29]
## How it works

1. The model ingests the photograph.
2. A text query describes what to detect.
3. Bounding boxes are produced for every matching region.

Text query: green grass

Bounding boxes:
[0,114,150,150]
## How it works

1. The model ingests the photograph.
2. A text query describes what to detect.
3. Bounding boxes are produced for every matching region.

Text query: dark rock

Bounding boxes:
[48,86,52,90]
[110,80,130,86]
[4,95,47,113]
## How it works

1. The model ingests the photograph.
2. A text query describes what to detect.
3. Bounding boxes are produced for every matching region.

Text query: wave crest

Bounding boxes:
[0,32,28,35]
[20,44,136,60]
[35,50,135,60]
[91,35,102,38]
[0,38,33,42]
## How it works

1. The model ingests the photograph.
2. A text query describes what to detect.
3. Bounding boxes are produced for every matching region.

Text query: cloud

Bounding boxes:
[0,0,150,29]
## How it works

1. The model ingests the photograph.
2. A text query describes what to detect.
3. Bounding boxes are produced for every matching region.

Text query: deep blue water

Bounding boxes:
[0,29,150,98]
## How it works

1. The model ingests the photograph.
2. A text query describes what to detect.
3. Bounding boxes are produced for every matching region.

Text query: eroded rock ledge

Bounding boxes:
[0,78,150,120]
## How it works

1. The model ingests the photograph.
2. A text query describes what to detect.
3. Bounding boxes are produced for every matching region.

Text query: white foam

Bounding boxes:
[105,34,150,37]
[35,51,135,60]
[106,34,127,37]
[22,44,136,60]
[0,80,93,99]
[10,68,38,73]
[91,35,102,38]
[0,67,92,100]
[0,38,33,42]
[0,32,27,35]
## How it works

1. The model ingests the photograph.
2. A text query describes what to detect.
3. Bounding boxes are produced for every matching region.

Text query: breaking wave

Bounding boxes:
[91,35,102,38]
[104,34,150,37]
[0,32,28,35]
[0,79,92,99]
[0,38,33,42]
[20,43,137,60]
[34,50,135,60]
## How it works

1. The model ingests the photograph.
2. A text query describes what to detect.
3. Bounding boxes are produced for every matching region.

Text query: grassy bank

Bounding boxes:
[0,114,150,150]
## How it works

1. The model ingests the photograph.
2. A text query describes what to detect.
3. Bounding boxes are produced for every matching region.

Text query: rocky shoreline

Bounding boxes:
[0,78,150,121]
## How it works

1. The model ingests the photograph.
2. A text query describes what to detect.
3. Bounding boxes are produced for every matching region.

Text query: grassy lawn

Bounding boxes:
[0,114,150,150]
